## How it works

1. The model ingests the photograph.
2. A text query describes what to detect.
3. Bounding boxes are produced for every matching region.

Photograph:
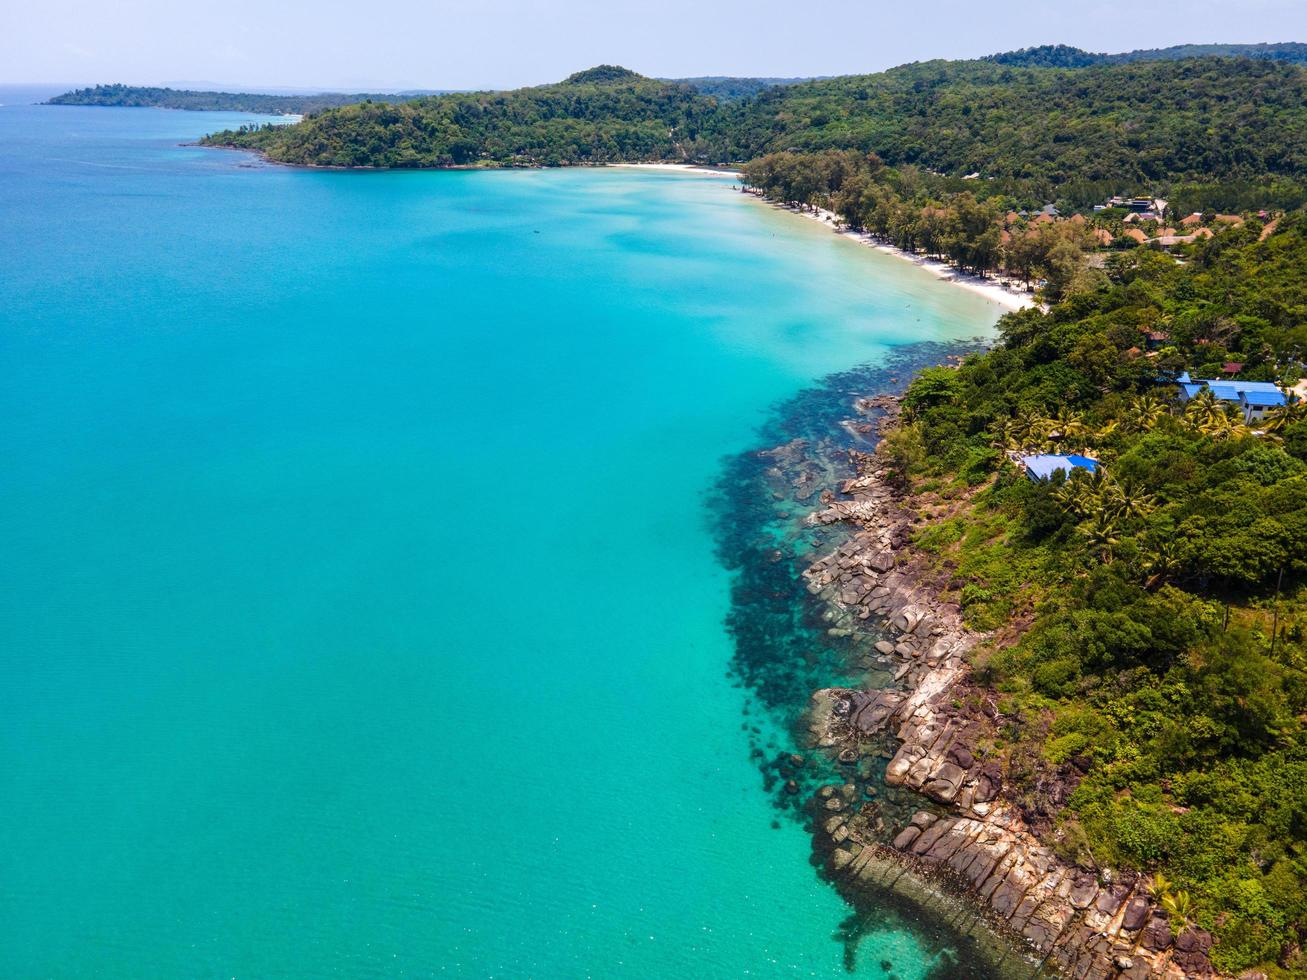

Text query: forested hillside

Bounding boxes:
[704,58,1306,188]
[202,57,1307,204]
[985,42,1307,68]
[888,213,1307,977]
[202,67,716,167]
[665,75,812,100]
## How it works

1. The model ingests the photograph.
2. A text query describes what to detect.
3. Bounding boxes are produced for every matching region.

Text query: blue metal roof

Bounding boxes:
[1192,377,1281,394]
[1175,377,1286,407]
[1021,454,1100,481]
[1205,382,1244,402]
[1242,390,1286,407]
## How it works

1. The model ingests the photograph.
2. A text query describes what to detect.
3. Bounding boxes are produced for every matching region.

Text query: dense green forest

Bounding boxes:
[887,213,1307,977]
[706,58,1307,189]
[985,42,1307,68]
[47,75,805,114]
[45,83,436,115]
[201,67,716,167]
[742,149,1106,294]
[201,56,1307,207]
[661,75,813,100]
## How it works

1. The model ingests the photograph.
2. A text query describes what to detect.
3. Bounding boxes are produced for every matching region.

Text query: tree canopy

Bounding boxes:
[199,56,1307,208]
[890,213,1307,977]
[46,84,432,115]
[201,70,716,168]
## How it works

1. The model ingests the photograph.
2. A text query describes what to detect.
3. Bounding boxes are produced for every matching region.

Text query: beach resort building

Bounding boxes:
[1020,454,1101,482]
[1175,373,1287,423]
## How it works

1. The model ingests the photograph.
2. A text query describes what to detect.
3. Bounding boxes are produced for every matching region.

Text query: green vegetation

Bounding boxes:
[664,75,814,100]
[890,214,1307,977]
[164,55,1307,968]
[200,55,1307,216]
[201,68,717,167]
[741,149,1106,297]
[985,42,1307,68]
[45,83,433,115]
[710,58,1307,193]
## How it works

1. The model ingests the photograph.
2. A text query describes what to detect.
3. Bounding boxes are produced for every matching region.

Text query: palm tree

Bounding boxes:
[1113,479,1158,520]
[990,417,1021,452]
[1160,889,1196,932]
[1012,408,1052,449]
[1077,511,1121,564]
[1051,479,1082,513]
[1263,401,1307,432]
[1184,393,1249,440]
[1142,539,1181,590]
[1204,410,1251,440]
[1183,388,1223,430]
[1052,470,1104,517]
[1050,408,1090,449]
[1092,418,1119,445]
[1125,393,1169,433]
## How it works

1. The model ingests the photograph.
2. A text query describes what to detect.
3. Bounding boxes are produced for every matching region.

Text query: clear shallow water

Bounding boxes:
[0,99,1003,977]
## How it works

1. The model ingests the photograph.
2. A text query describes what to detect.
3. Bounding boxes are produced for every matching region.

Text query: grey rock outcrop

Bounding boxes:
[797,394,1203,979]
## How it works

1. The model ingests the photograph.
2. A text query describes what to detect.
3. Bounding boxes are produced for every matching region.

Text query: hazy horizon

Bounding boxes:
[4,0,1306,91]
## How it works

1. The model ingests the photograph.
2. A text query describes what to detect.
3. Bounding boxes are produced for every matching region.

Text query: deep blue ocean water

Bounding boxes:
[0,93,1004,977]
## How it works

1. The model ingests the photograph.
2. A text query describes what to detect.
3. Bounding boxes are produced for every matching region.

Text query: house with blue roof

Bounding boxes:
[1241,388,1287,422]
[1174,376,1286,423]
[1020,454,1100,482]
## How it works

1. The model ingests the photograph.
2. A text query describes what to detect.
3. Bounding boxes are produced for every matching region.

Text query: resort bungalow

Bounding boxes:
[1241,388,1287,423]
[1020,454,1101,482]
[1175,376,1287,423]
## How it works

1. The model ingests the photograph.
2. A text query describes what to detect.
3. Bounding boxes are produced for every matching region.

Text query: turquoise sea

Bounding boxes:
[0,95,1004,978]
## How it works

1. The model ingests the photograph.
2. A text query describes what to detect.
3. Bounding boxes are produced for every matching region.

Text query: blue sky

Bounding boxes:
[3,0,1305,89]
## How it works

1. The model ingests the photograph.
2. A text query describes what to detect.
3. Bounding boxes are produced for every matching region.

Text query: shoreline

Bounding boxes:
[788,391,1198,979]
[187,148,1026,319]
[714,348,1044,977]
[756,197,1039,313]
[600,162,1038,312]
[606,161,741,178]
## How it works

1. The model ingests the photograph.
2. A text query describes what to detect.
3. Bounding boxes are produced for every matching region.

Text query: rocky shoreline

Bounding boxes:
[793,393,1215,979]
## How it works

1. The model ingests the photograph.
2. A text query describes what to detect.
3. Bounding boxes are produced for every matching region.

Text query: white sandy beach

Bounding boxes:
[610,161,742,178]
[614,163,1036,311]
[773,201,1038,312]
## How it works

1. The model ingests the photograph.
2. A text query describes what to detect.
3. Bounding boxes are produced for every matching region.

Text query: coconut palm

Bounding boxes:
[1012,408,1053,449]
[1092,418,1119,445]
[1050,407,1090,448]
[1111,479,1158,520]
[1077,511,1121,563]
[1052,470,1103,517]
[1160,889,1196,932]
[990,417,1022,452]
[1263,401,1307,432]
[1183,388,1224,430]
[1183,392,1249,440]
[1051,479,1084,515]
[1205,410,1251,440]
[1142,539,1182,590]
[1125,393,1169,433]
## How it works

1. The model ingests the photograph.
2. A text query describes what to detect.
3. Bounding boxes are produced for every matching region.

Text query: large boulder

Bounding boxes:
[924,762,967,803]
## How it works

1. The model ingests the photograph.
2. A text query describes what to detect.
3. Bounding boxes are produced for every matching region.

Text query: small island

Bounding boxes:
[45,83,432,116]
